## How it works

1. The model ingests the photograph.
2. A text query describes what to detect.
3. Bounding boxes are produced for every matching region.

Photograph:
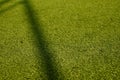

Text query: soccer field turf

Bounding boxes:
[0,0,120,80]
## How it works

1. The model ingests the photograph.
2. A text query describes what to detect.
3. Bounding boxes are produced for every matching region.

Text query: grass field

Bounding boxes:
[0,0,120,80]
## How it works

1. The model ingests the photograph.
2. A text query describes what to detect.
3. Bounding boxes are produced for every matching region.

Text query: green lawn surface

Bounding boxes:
[0,0,120,80]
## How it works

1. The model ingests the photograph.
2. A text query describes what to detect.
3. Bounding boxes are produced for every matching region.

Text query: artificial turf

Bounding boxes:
[0,0,120,80]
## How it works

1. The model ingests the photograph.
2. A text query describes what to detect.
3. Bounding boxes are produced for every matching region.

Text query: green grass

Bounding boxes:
[0,0,120,80]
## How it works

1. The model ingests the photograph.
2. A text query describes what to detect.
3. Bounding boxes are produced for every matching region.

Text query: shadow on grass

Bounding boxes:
[0,0,64,79]
[0,2,21,15]
[0,0,10,8]
[22,0,64,80]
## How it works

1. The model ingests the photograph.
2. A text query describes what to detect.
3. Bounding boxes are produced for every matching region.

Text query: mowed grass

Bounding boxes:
[0,0,120,80]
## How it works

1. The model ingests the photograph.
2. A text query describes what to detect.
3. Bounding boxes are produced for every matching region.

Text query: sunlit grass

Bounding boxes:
[0,0,120,80]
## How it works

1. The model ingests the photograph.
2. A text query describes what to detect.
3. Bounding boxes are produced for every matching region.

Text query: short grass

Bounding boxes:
[0,0,120,80]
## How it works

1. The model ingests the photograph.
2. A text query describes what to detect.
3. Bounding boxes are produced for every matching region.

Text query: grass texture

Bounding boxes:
[0,0,120,80]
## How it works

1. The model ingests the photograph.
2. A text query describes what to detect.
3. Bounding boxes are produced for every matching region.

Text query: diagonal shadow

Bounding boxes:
[0,2,21,15]
[0,0,64,79]
[22,0,64,80]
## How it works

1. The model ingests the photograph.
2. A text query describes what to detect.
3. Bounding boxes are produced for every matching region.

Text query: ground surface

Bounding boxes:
[0,0,120,80]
